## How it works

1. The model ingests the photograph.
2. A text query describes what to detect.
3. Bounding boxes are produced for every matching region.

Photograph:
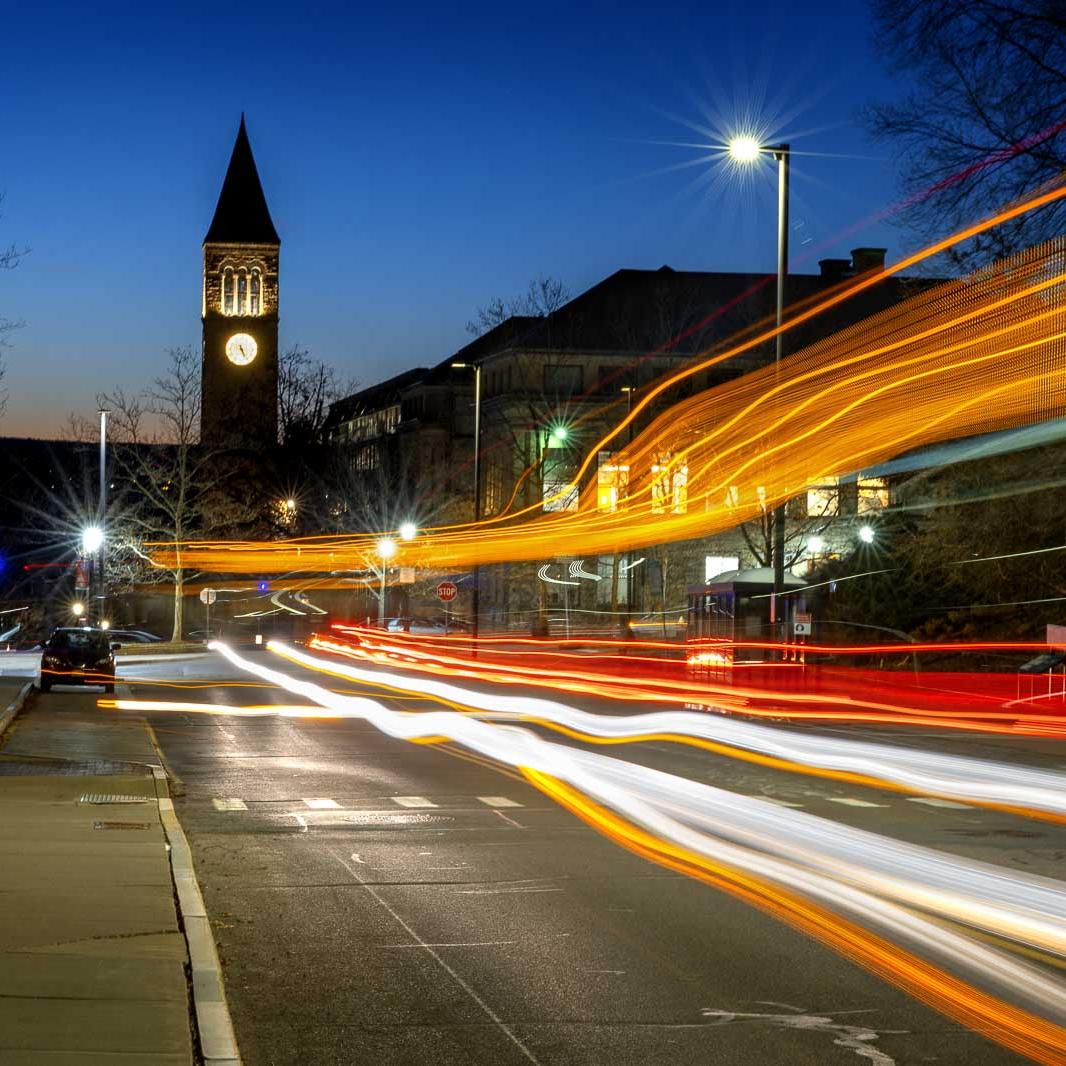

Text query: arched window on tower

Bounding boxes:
[250,269,261,315]
[222,269,235,315]
[237,270,247,315]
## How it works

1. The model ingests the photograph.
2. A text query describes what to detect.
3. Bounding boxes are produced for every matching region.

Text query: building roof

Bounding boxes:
[204,116,280,245]
[327,366,429,428]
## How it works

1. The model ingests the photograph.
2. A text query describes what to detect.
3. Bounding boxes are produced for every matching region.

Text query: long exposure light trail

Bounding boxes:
[153,193,1066,575]
[192,640,1066,1062]
[312,629,1066,737]
[281,639,1066,819]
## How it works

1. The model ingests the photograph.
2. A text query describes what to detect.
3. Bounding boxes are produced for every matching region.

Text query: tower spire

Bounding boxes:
[204,117,279,245]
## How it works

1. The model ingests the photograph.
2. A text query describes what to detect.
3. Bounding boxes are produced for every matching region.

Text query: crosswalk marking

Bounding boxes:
[303,798,340,809]
[907,797,972,809]
[212,798,248,811]
[828,797,889,808]
[391,796,438,808]
[477,796,522,808]
[759,797,804,808]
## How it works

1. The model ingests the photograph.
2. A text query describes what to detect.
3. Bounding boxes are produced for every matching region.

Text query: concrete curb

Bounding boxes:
[0,680,33,741]
[152,765,242,1066]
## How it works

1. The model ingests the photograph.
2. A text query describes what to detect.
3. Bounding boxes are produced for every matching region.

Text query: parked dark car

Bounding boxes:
[38,628,119,693]
[106,629,163,645]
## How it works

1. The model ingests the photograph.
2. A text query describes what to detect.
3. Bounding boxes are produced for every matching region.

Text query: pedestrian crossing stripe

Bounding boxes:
[907,797,972,809]
[828,797,889,808]
[212,798,247,811]
[391,796,438,808]
[303,798,340,809]
[477,796,522,808]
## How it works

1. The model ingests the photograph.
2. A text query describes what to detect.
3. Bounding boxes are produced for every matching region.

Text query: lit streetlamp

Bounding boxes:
[71,601,86,619]
[858,525,875,544]
[398,521,417,542]
[727,134,791,639]
[376,536,396,627]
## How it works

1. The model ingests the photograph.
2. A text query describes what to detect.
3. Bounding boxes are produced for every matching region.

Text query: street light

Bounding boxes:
[451,361,482,647]
[808,535,825,553]
[398,521,417,542]
[727,135,761,164]
[71,601,85,619]
[727,134,791,641]
[376,537,396,626]
[858,525,875,544]
[82,526,103,554]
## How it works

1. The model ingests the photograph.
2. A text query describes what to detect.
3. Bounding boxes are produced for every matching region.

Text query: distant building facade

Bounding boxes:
[327,250,937,629]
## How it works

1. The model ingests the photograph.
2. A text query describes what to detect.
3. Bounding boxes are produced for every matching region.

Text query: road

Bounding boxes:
[58,647,1064,1066]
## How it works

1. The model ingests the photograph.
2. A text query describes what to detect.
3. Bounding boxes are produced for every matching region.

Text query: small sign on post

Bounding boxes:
[1047,624,1066,649]
[200,587,217,643]
[436,581,458,602]
[793,612,812,637]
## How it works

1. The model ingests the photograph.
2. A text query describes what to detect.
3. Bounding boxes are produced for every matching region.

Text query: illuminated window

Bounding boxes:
[237,270,247,314]
[250,269,261,315]
[806,476,839,517]
[596,451,629,513]
[651,453,688,514]
[858,476,888,513]
[222,270,235,314]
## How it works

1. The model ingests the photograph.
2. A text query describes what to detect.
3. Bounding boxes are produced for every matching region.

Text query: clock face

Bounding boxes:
[225,333,258,366]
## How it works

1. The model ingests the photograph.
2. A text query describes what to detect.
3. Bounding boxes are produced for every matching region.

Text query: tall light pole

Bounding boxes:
[451,362,482,646]
[98,409,108,626]
[728,136,790,641]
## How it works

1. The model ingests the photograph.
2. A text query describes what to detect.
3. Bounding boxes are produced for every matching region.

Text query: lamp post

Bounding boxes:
[451,362,482,646]
[98,410,108,626]
[376,537,396,627]
[728,136,790,642]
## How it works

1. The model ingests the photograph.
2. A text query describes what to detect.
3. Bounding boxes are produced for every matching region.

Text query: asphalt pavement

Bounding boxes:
[102,648,1066,1066]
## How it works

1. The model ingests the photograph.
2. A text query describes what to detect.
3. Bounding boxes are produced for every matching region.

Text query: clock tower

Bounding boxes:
[201,116,280,449]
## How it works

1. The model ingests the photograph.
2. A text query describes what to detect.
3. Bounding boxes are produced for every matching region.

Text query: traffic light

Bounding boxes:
[257,579,269,593]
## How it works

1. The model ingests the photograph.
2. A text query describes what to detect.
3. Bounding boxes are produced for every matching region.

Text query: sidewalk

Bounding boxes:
[0,689,195,1064]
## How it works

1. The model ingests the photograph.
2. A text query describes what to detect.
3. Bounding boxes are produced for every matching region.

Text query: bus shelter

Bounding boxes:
[686,567,812,677]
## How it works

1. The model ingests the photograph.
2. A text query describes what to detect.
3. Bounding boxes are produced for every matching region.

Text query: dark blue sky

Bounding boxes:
[1,0,907,437]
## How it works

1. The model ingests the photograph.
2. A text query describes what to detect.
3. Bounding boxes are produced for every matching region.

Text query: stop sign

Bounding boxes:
[436,581,458,602]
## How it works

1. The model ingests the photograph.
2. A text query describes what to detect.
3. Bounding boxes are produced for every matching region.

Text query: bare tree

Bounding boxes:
[466,276,571,336]
[100,347,236,642]
[0,194,29,420]
[277,345,349,447]
[865,0,1066,268]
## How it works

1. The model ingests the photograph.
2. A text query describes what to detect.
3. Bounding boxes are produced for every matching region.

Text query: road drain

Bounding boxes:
[93,821,151,830]
[80,794,150,804]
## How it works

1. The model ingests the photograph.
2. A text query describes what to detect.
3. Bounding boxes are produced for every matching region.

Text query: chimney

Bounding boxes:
[818,258,851,282]
[850,247,886,274]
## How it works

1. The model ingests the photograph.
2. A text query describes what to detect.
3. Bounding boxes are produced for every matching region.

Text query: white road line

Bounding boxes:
[907,797,972,809]
[303,798,340,809]
[391,796,438,808]
[477,796,522,808]
[212,798,248,811]
[331,851,543,1065]
[493,809,524,829]
[759,797,804,808]
[828,797,889,808]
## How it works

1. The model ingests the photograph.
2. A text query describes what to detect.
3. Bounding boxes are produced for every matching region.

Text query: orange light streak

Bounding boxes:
[524,768,1066,1066]
[152,193,1066,574]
